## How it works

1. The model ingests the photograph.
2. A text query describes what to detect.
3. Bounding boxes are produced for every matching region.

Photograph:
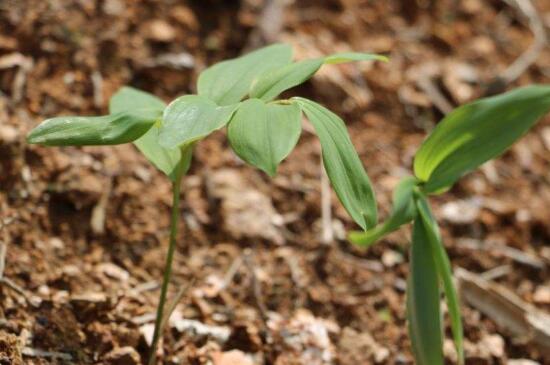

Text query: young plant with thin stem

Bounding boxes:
[350,85,550,365]
[27,43,386,364]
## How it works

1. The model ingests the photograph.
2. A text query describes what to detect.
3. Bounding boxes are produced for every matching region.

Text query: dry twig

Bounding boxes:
[457,268,550,359]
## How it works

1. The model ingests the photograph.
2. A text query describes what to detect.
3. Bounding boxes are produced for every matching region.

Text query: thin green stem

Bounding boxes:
[147,162,185,365]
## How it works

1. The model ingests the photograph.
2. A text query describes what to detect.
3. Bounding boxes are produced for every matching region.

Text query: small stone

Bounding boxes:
[146,20,176,42]
[374,347,390,363]
[62,264,81,277]
[97,263,130,282]
[0,125,18,143]
[483,334,505,358]
[48,237,65,250]
[103,0,124,15]
[381,250,403,268]
[139,323,155,347]
[70,292,107,304]
[441,198,481,224]
[533,286,550,304]
[211,350,255,365]
[37,285,50,296]
[104,346,141,365]
[508,360,540,365]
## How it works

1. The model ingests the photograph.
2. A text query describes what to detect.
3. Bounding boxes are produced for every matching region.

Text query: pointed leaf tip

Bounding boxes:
[27,110,159,146]
[350,176,418,247]
[294,97,377,229]
[228,99,302,176]
[414,85,550,193]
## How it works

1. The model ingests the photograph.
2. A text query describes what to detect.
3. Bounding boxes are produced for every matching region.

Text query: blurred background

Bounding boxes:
[1,0,550,364]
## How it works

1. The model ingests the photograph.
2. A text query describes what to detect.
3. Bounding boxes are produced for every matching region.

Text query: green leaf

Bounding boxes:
[407,216,444,365]
[250,59,324,102]
[414,85,550,193]
[323,52,389,64]
[108,86,186,181]
[227,99,301,176]
[27,110,159,146]
[250,52,387,102]
[133,125,183,181]
[294,97,377,230]
[349,176,418,247]
[109,86,166,114]
[197,43,293,106]
[159,95,237,149]
[415,193,464,365]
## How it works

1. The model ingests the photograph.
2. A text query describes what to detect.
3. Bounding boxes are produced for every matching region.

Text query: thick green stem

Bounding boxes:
[147,163,185,365]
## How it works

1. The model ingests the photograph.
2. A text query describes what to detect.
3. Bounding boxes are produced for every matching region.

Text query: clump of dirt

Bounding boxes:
[0,331,22,365]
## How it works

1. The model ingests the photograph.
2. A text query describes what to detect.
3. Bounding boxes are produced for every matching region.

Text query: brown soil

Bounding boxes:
[1,0,550,364]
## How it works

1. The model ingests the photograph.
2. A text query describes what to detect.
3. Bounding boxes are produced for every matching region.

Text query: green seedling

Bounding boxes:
[27,43,386,364]
[350,85,550,365]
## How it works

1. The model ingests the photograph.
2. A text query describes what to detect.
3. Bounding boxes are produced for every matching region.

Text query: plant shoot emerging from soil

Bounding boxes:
[27,43,386,364]
[26,38,550,365]
[350,85,550,365]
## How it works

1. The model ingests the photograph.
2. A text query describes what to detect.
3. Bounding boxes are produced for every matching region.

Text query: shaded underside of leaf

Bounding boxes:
[415,192,465,365]
[133,125,182,180]
[159,95,238,149]
[227,99,302,176]
[407,216,444,365]
[349,176,418,247]
[197,43,293,106]
[414,85,550,193]
[293,97,377,230]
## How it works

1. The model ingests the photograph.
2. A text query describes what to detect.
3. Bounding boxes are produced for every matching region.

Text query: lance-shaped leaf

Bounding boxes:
[27,110,159,146]
[294,97,377,230]
[250,52,387,102]
[228,99,301,176]
[414,85,550,193]
[109,86,184,181]
[159,95,237,150]
[407,216,444,365]
[415,192,464,365]
[349,176,418,247]
[249,59,324,102]
[197,44,293,106]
